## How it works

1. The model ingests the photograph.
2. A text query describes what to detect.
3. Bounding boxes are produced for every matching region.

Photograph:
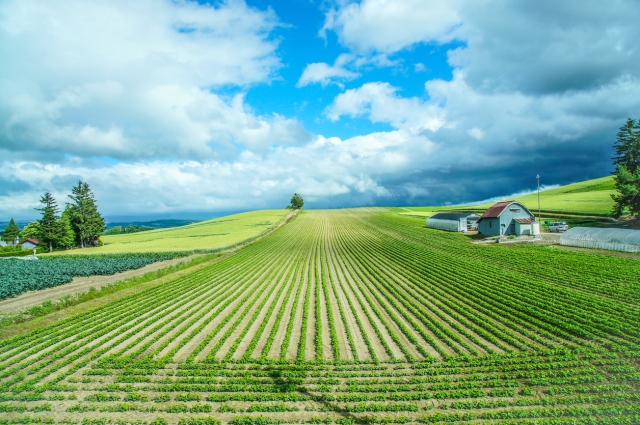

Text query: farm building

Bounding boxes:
[477,201,540,236]
[561,227,640,253]
[426,213,480,232]
[20,238,39,250]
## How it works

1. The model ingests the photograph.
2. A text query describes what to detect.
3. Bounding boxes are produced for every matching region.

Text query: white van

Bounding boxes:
[548,222,569,232]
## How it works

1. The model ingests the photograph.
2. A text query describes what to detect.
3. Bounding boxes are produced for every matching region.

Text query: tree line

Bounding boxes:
[1,181,105,252]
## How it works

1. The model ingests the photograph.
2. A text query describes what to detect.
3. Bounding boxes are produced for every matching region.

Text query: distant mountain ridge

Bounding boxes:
[104,219,200,230]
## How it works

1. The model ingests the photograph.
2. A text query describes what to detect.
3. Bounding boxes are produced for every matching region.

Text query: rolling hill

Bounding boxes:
[401,176,616,217]
[50,209,292,255]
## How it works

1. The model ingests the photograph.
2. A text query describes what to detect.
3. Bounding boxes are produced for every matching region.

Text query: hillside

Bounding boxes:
[512,176,614,216]
[50,209,291,254]
[401,176,616,217]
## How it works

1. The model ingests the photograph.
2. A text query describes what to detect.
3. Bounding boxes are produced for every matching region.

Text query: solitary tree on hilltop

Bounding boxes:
[1,218,21,244]
[611,117,640,218]
[289,193,304,210]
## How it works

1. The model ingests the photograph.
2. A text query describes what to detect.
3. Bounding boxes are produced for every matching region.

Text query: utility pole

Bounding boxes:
[536,174,541,222]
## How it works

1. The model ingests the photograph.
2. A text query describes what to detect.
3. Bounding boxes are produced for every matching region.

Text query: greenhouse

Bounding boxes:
[560,227,640,253]
[426,213,480,232]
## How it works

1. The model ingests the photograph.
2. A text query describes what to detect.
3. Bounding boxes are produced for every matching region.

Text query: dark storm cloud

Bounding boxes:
[454,1,640,95]
[0,177,32,196]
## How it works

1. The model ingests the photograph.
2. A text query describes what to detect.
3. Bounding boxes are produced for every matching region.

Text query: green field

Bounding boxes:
[50,210,291,255]
[1,208,638,424]
[512,176,615,216]
[401,176,616,217]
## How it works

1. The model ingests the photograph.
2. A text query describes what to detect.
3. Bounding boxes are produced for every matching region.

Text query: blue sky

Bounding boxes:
[1,0,640,220]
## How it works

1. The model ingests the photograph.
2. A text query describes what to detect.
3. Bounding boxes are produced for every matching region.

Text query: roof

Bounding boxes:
[20,238,39,245]
[429,213,480,221]
[480,201,516,218]
[515,218,534,223]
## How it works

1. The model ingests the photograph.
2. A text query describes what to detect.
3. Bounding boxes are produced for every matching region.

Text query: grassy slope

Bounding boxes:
[402,176,615,217]
[51,209,290,255]
[511,176,614,216]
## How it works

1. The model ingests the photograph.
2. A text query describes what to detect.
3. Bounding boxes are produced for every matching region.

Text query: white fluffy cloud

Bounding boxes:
[1,132,431,217]
[321,0,462,53]
[325,82,444,131]
[0,0,298,159]
[297,54,360,87]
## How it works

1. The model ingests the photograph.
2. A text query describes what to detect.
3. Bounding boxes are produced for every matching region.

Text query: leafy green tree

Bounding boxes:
[20,221,41,240]
[67,181,105,248]
[289,193,304,210]
[1,218,21,244]
[36,192,61,252]
[611,118,640,218]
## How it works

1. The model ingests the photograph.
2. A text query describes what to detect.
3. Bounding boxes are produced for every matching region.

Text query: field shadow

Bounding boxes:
[266,364,361,425]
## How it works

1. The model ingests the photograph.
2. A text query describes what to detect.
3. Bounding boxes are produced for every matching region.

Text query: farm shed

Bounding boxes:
[477,201,539,236]
[426,213,480,232]
[20,238,39,250]
[560,227,640,253]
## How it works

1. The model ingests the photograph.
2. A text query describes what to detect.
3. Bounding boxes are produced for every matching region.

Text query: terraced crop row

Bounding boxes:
[0,208,638,424]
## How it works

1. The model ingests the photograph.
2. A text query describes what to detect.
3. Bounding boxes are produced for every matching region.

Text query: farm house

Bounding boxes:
[426,213,480,232]
[20,238,39,250]
[477,201,539,236]
[561,227,640,253]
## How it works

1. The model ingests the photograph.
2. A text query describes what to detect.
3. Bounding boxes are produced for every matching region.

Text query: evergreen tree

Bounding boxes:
[289,193,304,210]
[1,218,21,244]
[611,118,640,218]
[67,181,105,248]
[36,192,61,252]
[613,118,640,171]
[58,210,76,249]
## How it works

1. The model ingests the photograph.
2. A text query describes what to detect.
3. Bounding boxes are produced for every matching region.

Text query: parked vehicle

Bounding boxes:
[548,222,569,232]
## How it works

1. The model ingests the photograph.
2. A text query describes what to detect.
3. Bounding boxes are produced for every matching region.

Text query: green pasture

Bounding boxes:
[50,210,290,255]
[402,176,615,217]
[512,176,614,216]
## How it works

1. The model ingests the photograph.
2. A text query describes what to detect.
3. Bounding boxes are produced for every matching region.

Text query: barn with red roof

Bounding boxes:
[477,201,539,236]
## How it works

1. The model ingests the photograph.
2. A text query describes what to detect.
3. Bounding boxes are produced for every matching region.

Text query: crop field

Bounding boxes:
[0,253,186,301]
[50,210,291,255]
[1,208,639,424]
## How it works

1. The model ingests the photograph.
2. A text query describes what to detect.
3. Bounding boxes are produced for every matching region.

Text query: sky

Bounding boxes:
[1,0,639,221]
